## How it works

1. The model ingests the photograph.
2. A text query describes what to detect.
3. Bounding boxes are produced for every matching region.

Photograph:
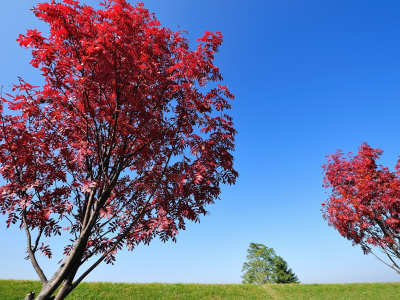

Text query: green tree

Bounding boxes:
[241,243,300,284]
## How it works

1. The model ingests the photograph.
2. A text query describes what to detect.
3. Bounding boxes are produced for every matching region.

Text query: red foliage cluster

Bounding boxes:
[0,0,237,298]
[322,143,400,273]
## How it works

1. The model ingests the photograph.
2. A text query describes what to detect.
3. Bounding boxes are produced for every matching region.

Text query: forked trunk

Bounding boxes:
[53,260,81,300]
[30,282,56,300]
[29,267,77,300]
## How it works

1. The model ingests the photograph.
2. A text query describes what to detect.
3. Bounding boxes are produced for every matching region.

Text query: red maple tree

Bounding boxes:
[0,1,238,299]
[322,143,400,274]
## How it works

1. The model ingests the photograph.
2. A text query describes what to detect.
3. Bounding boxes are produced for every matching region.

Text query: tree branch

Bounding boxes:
[367,247,400,274]
[22,208,48,285]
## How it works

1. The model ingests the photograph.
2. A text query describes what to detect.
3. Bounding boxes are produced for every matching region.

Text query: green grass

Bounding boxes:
[1,280,400,299]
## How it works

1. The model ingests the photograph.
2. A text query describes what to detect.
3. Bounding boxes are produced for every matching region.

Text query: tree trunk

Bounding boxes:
[24,291,35,300]
[32,226,93,299]
[31,265,78,300]
[29,283,56,300]
[53,259,81,300]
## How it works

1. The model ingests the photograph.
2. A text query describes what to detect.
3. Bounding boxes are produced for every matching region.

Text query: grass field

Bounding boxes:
[1,280,400,299]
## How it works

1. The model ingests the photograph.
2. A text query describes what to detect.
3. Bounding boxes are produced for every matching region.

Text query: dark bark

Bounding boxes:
[24,291,35,300]
[54,259,81,300]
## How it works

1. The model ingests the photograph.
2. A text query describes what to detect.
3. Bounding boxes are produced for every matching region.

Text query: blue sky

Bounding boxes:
[1,0,400,284]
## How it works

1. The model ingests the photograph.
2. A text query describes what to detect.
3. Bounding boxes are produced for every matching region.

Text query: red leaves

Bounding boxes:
[81,180,99,193]
[196,31,223,53]
[40,243,53,259]
[322,143,400,271]
[0,0,237,279]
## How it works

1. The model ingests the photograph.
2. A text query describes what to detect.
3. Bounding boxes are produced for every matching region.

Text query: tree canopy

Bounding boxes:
[241,243,299,284]
[0,0,237,299]
[322,143,400,274]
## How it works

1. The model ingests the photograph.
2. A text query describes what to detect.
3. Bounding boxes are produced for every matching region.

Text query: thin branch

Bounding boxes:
[367,247,400,274]
[22,208,48,285]
[70,140,179,290]
[32,226,44,253]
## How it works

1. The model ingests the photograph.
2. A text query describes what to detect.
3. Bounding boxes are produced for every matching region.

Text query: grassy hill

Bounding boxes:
[1,280,400,299]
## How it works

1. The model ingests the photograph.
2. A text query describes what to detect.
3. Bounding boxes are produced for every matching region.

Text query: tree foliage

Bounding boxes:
[322,143,400,274]
[241,243,299,284]
[0,0,237,299]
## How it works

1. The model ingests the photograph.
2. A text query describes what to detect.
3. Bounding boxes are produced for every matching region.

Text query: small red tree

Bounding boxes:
[322,143,400,274]
[0,1,238,299]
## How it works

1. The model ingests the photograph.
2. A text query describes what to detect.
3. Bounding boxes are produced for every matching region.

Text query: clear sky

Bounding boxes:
[1,0,400,284]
